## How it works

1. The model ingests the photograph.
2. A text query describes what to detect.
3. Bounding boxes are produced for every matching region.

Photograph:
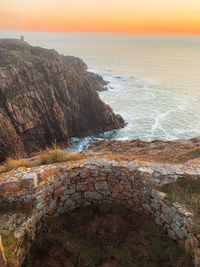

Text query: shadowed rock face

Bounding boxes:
[0,39,124,160]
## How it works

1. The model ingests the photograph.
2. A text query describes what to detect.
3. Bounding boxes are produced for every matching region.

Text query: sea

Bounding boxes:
[1,31,200,152]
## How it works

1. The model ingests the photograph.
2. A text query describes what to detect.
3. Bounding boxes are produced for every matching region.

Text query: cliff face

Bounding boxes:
[0,39,124,160]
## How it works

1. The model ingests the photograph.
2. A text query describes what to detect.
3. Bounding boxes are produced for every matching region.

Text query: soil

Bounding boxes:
[24,204,193,267]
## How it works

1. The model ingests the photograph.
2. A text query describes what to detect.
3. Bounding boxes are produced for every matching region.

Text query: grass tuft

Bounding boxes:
[0,159,31,173]
[34,148,83,166]
[0,145,84,174]
[160,178,200,233]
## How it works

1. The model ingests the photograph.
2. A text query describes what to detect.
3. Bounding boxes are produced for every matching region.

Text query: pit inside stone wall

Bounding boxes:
[23,203,192,267]
[1,158,200,266]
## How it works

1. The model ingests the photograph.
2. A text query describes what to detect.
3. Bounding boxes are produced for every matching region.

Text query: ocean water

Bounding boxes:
[1,31,200,151]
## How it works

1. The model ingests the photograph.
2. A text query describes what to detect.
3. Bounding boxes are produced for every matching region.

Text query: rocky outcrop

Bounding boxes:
[86,137,200,164]
[0,39,124,160]
[86,72,108,91]
[62,56,108,91]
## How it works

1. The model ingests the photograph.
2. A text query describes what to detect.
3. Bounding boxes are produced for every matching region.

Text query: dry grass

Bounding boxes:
[160,178,200,233]
[175,148,200,163]
[34,147,83,166]
[86,140,200,164]
[0,158,31,173]
[0,146,84,174]
[101,149,200,164]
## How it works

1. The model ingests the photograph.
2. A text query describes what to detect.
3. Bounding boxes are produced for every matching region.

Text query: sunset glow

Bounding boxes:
[1,0,200,34]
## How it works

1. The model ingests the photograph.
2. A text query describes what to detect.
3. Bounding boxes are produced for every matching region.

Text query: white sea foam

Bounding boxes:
[1,31,199,151]
[70,64,200,152]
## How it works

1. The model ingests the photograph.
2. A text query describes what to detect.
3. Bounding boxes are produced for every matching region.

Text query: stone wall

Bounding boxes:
[0,158,200,266]
[145,190,200,266]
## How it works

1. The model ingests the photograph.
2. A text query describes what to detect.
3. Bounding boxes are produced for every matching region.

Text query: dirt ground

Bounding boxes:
[24,204,193,267]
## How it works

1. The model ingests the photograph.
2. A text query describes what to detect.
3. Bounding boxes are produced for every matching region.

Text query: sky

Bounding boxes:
[1,0,200,34]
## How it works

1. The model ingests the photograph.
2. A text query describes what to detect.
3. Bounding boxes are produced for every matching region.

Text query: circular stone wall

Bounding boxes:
[0,158,200,266]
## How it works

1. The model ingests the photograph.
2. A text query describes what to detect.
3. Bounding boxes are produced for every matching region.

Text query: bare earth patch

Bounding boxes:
[24,205,192,267]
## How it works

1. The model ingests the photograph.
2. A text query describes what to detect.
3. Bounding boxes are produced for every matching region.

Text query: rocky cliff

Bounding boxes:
[0,38,124,160]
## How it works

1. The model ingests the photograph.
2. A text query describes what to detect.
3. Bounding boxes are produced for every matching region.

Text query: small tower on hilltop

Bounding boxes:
[20,35,24,42]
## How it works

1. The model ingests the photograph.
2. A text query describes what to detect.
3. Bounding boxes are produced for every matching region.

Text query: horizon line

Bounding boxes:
[1,29,200,36]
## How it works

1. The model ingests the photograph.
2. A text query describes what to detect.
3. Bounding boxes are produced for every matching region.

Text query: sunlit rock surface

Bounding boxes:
[0,38,124,160]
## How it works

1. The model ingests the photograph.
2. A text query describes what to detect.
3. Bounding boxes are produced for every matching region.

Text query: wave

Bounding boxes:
[68,130,119,153]
[69,67,199,152]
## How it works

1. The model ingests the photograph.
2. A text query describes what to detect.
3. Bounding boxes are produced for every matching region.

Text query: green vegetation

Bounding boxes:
[160,178,200,233]
[83,248,102,267]
[22,255,33,267]
[109,248,131,267]
[24,205,192,267]
[10,50,35,62]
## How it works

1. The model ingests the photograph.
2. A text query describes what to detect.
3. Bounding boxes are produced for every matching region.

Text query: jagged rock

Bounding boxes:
[0,39,124,160]
[86,72,108,91]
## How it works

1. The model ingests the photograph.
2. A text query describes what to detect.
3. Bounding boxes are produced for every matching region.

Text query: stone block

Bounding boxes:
[142,203,151,212]
[156,190,167,199]
[138,167,153,178]
[160,212,170,224]
[84,191,102,200]
[64,188,76,195]
[54,187,62,197]
[4,182,19,192]
[94,181,109,191]
[155,216,162,226]
[100,190,111,196]
[64,199,76,210]
[171,223,187,239]
[168,229,176,240]
[72,192,82,200]
[151,203,160,210]
[77,183,94,191]
[20,173,38,188]
[61,194,69,201]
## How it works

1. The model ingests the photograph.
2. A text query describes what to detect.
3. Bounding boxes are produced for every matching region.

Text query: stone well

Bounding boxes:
[0,157,200,266]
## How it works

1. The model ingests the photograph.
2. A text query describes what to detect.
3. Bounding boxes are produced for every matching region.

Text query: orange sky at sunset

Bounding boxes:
[1,0,200,34]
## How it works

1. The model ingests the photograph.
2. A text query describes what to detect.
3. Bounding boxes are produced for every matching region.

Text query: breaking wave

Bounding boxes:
[69,68,200,152]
